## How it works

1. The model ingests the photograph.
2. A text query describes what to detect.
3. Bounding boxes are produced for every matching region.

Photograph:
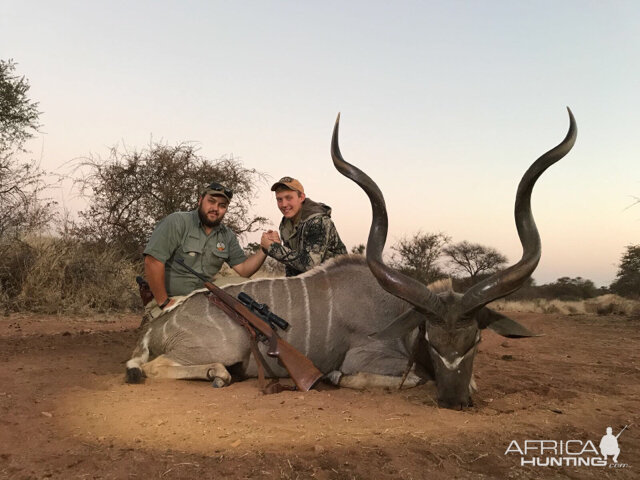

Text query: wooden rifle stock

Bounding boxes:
[175,259,323,391]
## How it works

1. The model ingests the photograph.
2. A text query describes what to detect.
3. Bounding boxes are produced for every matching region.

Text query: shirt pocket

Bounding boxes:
[203,249,229,277]
[179,236,204,270]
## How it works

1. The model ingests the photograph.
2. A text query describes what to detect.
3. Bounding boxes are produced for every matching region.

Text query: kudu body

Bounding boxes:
[127,109,576,409]
[126,257,434,390]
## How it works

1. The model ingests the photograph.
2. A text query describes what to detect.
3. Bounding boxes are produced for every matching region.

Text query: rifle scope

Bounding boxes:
[237,292,290,331]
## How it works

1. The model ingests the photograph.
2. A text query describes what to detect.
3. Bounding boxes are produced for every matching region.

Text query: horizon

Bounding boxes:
[2,1,638,287]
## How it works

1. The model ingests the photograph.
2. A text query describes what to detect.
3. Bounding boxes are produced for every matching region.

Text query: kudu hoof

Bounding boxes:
[125,367,145,384]
[211,377,226,388]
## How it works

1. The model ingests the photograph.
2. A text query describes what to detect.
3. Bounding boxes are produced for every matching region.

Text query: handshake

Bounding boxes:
[260,229,281,252]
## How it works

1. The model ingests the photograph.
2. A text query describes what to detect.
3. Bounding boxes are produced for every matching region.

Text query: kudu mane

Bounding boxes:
[426,278,454,295]
[297,254,367,278]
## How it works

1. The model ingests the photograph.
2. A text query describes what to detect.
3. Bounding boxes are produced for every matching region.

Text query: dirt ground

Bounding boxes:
[0,311,638,480]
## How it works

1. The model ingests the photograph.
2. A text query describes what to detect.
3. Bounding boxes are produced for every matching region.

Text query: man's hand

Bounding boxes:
[267,230,281,242]
[260,230,281,251]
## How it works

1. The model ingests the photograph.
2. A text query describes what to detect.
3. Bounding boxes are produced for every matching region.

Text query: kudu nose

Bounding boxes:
[437,397,472,410]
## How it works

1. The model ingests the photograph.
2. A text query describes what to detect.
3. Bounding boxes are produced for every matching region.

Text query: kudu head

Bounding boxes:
[331,110,577,409]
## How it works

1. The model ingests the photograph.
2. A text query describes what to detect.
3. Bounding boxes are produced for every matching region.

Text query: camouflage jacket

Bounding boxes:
[268,198,347,277]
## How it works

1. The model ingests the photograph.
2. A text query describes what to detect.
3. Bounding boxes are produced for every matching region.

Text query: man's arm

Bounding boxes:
[144,254,173,308]
[231,248,268,277]
[262,217,332,273]
[143,212,186,308]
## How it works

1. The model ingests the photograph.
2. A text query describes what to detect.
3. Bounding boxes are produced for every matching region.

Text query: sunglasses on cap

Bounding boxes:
[204,182,233,200]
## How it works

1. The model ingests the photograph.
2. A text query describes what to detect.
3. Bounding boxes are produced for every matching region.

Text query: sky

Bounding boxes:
[1,0,638,287]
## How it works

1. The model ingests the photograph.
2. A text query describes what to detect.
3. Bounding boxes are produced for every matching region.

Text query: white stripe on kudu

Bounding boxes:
[205,294,226,340]
[283,279,292,326]
[268,279,274,312]
[324,270,334,348]
[300,277,311,355]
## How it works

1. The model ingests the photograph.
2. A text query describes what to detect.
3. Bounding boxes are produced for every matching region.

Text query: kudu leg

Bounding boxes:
[327,370,423,390]
[125,329,151,383]
[328,342,427,389]
[141,355,232,387]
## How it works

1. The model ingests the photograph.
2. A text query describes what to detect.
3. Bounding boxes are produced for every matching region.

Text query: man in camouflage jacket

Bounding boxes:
[261,177,347,277]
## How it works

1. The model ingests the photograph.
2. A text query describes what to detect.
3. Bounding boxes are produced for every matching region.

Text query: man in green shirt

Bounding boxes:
[261,177,347,277]
[144,182,268,315]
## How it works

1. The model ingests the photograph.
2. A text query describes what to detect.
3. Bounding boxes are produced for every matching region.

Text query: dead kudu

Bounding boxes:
[126,256,432,391]
[331,109,577,408]
[126,109,576,409]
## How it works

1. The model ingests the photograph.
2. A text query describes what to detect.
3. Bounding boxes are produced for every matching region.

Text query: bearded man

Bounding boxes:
[143,182,267,316]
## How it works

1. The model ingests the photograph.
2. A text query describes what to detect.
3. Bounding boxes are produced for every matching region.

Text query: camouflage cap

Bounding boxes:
[270,176,305,194]
[202,182,233,202]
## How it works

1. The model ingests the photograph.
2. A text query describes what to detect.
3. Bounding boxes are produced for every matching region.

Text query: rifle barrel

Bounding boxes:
[616,425,628,438]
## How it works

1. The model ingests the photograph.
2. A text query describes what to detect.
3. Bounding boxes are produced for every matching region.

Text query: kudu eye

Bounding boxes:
[455,314,473,327]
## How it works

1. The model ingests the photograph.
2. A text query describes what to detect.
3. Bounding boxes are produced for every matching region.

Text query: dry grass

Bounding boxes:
[0,237,285,313]
[491,294,640,316]
[0,236,141,314]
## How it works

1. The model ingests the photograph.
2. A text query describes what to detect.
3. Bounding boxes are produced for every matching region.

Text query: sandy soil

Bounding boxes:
[0,311,638,479]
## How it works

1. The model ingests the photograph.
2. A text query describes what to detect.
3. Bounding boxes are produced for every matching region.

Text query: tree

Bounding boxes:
[0,59,40,153]
[71,143,267,258]
[351,244,365,255]
[390,231,450,284]
[0,59,52,239]
[609,245,640,298]
[542,276,598,301]
[0,160,52,238]
[501,277,538,300]
[443,241,508,281]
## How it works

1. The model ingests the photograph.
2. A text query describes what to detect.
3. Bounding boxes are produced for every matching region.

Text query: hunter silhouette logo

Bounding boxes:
[505,424,631,468]
[599,425,627,464]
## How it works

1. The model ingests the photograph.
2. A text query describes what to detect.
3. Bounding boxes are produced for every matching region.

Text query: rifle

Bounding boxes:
[616,425,629,439]
[175,258,323,392]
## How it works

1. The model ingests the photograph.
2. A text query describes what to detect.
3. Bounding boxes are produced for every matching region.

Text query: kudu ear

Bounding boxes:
[369,308,423,340]
[477,308,541,338]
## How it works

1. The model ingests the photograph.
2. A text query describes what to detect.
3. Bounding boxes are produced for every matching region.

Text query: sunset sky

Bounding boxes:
[2,1,638,286]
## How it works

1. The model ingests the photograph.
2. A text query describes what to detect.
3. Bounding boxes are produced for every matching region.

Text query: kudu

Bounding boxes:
[126,109,576,409]
[126,255,432,389]
[331,108,577,408]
